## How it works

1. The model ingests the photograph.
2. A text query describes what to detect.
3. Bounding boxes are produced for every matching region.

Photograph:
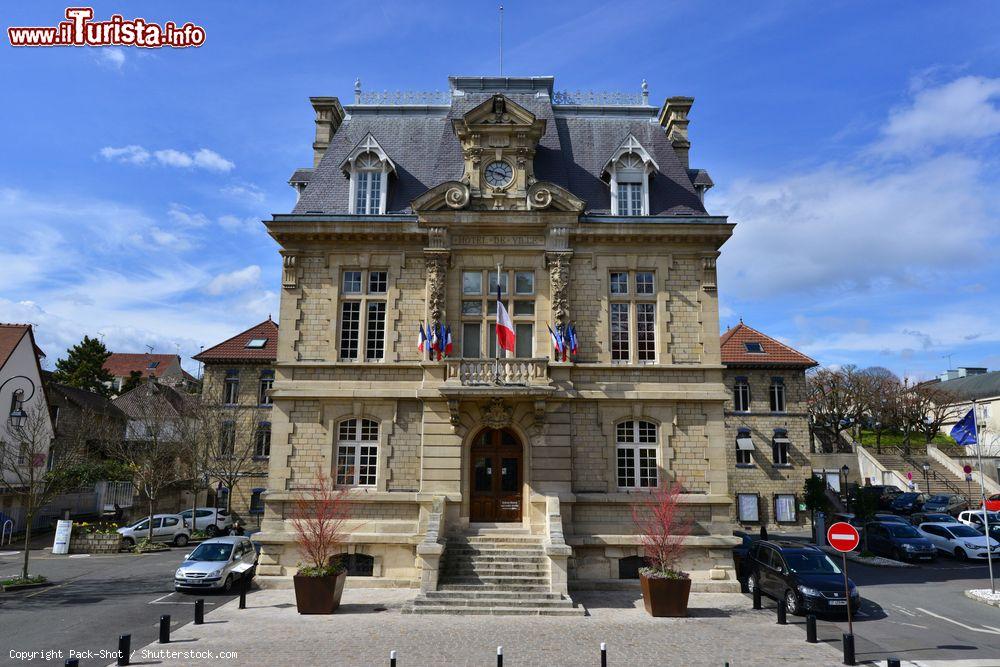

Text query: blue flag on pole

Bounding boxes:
[950,409,978,446]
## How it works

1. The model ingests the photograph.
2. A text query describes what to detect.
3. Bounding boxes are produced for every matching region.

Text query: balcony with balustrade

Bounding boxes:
[438,358,556,400]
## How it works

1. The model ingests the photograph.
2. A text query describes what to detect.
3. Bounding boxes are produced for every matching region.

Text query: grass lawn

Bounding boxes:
[857,430,957,449]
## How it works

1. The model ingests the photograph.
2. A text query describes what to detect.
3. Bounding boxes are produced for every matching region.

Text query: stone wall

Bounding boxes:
[69,532,122,554]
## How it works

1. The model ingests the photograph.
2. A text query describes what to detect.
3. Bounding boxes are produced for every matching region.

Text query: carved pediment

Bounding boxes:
[453,94,543,136]
[527,181,585,212]
[411,181,470,212]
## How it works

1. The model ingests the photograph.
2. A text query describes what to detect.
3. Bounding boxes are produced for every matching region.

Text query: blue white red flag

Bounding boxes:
[417,323,427,354]
[547,324,562,357]
[496,282,515,353]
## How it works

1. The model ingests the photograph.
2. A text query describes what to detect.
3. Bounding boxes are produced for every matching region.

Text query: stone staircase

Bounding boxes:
[404,525,585,616]
[872,450,968,496]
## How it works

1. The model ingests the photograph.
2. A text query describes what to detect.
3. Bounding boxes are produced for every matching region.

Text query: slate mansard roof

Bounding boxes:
[292,76,708,216]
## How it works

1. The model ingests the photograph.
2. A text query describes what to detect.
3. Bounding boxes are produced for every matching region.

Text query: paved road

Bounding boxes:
[755,552,1000,665]
[0,547,241,666]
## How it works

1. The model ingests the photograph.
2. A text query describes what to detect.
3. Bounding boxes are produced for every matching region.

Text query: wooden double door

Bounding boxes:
[470,428,523,522]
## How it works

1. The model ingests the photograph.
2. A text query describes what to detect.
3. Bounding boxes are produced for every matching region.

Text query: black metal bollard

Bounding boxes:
[65,661,79,667]
[390,649,397,667]
[842,633,856,666]
[117,633,131,666]
[600,642,607,667]
[195,598,204,625]
[806,615,817,643]
[239,575,247,609]
[497,646,503,667]
[753,585,762,610]
[886,660,900,667]
[159,614,171,644]
[776,600,787,625]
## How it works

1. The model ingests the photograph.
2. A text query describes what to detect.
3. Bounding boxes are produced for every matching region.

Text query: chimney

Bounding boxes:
[658,96,694,169]
[309,97,345,168]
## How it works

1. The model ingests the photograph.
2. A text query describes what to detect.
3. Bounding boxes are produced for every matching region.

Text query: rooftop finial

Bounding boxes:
[641,79,649,105]
[354,77,362,104]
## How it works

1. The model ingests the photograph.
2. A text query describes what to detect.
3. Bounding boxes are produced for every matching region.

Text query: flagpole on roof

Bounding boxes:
[973,399,996,593]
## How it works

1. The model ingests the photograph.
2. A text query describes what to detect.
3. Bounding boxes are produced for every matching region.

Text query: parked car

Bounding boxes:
[910,512,960,526]
[118,514,190,547]
[921,494,969,516]
[731,533,761,592]
[872,513,910,525]
[957,510,1000,531]
[975,522,1000,543]
[867,486,904,511]
[174,536,256,593]
[178,507,233,536]
[890,492,929,515]
[745,540,861,615]
[918,522,1000,561]
[864,521,937,562]
[984,493,1000,512]
[830,513,866,530]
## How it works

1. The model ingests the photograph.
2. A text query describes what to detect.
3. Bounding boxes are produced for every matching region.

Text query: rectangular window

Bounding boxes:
[462,300,483,316]
[737,493,760,523]
[339,302,361,360]
[770,378,786,412]
[514,271,534,295]
[775,495,797,523]
[219,421,235,457]
[734,379,750,412]
[736,431,754,465]
[636,271,654,294]
[617,182,643,216]
[368,271,388,294]
[512,300,535,316]
[354,172,369,214]
[255,422,271,458]
[462,323,481,358]
[488,272,509,295]
[617,447,635,488]
[462,269,534,359]
[336,445,356,485]
[249,488,265,515]
[610,272,629,295]
[368,171,382,214]
[358,445,378,486]
[616,420,659,489]
[342,271,362,294]
[258,370,274,406]
[610,303,630,362]
[223,370,239,405]
[462,271,482,295]
[773,435,790,466]
[514,323,533,359]
[636,302,655,363]
[365,302,386,360]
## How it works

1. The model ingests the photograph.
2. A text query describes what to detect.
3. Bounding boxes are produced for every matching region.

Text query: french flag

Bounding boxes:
[444,325,453,357]
[568,322,578,356]
[417,323,427,355]
[547,324,562,358]
[429,324,439,359]
[495,282,516,353]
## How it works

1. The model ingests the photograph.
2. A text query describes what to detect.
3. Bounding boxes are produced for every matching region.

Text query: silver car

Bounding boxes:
[118,514,190,547]
[174,536,256,593]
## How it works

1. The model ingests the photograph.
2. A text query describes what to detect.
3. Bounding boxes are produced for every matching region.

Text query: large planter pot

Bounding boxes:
[640,573,692,617]
[293,570,347,614]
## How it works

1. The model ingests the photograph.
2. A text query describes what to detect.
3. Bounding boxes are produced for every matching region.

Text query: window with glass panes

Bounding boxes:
[223,370,240,405]
[352,153,384,215]
[461,269,535,359]
[609,270,656,363]
[258,370,274,406]
[254,421,271,458]
[616,420,658,489]
[734,377,750,412]
[339,269,388,361]
[769,377,786,412]
[336,418,378,486]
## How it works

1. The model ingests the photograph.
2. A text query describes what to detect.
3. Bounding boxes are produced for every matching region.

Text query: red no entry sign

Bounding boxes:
[827,522,860,552]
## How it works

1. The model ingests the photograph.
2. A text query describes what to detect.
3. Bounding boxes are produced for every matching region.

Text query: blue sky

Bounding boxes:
[2,1,998,381]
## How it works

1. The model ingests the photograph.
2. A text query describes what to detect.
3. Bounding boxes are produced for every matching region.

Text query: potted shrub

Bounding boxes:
[631,481,693,617]
[291,472,352,614]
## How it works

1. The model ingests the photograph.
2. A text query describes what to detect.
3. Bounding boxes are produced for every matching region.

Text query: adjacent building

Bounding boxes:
[721,322,817,530]
[193,318,278,521]
[256,75,740,596]
[103,353,198,394]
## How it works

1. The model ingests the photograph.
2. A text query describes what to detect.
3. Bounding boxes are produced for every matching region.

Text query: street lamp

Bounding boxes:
[841,464,851,512]
[1,376,35,430]
[922,463,931,493]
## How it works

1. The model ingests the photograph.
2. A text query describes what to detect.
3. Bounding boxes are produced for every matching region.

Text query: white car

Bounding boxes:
[178,507,233,536]
[957,510,1000,531]
[118,514,191,547]
[919,521,1000,561]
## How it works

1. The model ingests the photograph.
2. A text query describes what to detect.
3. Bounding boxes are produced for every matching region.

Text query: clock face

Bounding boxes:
[484,160,513,188]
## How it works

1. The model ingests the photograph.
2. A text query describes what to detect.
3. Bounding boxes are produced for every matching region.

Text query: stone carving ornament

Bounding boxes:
[445,182,470,209]
[547,252,571,325]
[481,397,513,429]
[425,251,448,323]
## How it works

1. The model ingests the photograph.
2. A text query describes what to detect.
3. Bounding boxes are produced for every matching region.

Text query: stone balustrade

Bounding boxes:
[445,358,549,387]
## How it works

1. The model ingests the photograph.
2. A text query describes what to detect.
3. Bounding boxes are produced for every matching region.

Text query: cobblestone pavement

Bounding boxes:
[118,589,845,667]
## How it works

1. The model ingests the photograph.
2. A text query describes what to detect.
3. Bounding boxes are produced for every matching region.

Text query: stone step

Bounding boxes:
[441,573,549,584]
[442,568,549,579]
[439,583,551,593]
[443,563,548,573]
[452,536,544,545]
[444,555,548,564]
[446,546,545,556]
[424,590,565,601]
[404,604,586,616]
[413,597,575,609]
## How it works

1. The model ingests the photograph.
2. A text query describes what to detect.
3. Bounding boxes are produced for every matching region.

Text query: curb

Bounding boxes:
[820,546,915,568]
[964,589,1000,608]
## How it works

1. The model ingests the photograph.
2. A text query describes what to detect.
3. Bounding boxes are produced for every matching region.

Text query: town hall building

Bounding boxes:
[256,76,739,610]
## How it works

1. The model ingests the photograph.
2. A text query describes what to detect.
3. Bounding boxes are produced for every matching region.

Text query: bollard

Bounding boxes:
[806,615,817,643]
[239,575,247,609]
[886,660,900,667]
[752,585,761,610]
[842,633,856,666]
[195,598,204,625]
[65,661,79,667]
[600,642,607,667]
[390,649,397,667]
[497,645,503,667]
[776,600,787,625]
[117,633,131,666]
[159,614,171,644]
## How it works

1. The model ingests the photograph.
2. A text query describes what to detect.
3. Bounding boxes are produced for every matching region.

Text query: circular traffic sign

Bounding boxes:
[964,464,973,474]
[827,521,860,553]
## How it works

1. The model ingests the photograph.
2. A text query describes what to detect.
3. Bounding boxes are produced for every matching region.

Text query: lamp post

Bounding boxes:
[922,463,930,494]
[841,464,851,512]
[1,375,35,430]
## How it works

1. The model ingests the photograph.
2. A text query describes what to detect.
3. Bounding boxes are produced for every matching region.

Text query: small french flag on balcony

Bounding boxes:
[417,323,427,355]
[495,281,516,354]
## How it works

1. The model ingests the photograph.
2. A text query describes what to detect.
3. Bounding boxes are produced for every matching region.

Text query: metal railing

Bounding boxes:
[883,446,964,495]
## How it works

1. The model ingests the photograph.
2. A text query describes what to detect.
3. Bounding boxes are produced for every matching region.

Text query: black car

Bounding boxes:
[890,492,929,515]
[867,485,904,510]
[745,540,861,615]
[864,521,937,562]
[910,512,960,526]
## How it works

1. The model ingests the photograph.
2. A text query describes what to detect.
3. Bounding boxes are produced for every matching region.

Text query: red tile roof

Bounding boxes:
[193,319,278,363]
[103,353,182,379]
[720,322,817,368]
[0,324,31,370]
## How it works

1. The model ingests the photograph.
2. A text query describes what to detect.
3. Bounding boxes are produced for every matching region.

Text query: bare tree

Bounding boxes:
[808,366,865,452]
[199,397,269,518]
[858,367,901,455]
[913,384,964,445]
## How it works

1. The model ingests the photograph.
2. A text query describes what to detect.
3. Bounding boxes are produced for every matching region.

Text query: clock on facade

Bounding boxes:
[483,160,513,188]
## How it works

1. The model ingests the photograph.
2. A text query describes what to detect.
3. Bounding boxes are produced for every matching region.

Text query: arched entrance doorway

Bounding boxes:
[469,428,523,522]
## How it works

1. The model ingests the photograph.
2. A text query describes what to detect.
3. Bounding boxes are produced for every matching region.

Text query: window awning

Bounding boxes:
[773,437,791,444]
[736,437,755,451]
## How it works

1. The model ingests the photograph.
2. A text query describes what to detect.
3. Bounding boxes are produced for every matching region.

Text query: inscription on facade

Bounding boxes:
[452,234,545,247]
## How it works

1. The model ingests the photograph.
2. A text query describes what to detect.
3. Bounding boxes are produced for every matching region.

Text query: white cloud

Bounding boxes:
[94,48,125,70]
[218,214,263,233]
[167,204,210,228]
[220,183,266,204]
[875,76,1000,154]
[206,265,261,296]
[100,146,235,172]
[99,145,150,165]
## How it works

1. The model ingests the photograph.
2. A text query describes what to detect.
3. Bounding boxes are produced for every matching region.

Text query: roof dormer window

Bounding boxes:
[603,134,658,217]
[342,134,395,216]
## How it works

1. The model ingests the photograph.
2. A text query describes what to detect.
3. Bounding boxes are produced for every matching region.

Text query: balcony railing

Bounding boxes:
[445,359,549,387]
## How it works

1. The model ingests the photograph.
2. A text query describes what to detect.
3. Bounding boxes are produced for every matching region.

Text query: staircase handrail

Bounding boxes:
[927,445,1000,496]
[856,444,911,491]
[882,446,965,496]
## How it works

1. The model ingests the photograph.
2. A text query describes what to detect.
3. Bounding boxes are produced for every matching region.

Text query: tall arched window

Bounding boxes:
[336,418,379,486]
[352,153,384,214]
[616,420,658,489]
[603,134,658,217]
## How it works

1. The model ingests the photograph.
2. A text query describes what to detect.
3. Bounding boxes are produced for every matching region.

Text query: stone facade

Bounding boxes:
[69,531,122,554]
[256,76,738,590]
